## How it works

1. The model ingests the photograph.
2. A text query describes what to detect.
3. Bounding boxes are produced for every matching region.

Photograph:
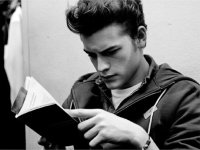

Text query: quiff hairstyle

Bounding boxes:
[66,0,147,38]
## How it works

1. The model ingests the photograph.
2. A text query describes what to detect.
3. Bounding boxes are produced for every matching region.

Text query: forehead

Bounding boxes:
[80,24,128,52]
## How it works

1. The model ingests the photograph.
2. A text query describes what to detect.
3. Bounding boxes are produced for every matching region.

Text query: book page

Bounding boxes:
[16,77,62,117]
[24,76,31,90]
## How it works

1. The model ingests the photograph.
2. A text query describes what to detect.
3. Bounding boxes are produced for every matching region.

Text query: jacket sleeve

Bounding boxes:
[62,90,74,109]
[161,80,200,149]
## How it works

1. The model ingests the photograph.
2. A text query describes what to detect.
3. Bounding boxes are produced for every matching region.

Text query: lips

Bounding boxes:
[101,75,116,82]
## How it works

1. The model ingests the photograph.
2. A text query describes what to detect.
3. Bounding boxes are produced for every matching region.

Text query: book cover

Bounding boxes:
[11,77,87,146]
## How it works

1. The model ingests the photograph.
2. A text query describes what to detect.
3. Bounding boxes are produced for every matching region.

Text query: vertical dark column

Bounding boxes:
[0,1,25,149]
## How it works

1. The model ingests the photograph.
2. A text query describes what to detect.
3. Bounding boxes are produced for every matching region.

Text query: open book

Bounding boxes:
[11,77,87,146]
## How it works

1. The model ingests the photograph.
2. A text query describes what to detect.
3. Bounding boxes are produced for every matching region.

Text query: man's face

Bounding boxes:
[80,24,144,89]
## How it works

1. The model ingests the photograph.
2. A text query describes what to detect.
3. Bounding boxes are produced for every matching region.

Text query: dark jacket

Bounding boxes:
[62,55,200,149]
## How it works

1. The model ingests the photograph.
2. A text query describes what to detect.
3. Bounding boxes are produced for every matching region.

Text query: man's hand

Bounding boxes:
[68,109,149,149]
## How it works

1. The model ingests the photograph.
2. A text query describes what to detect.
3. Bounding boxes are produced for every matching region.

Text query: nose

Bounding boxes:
[97,56,110,73]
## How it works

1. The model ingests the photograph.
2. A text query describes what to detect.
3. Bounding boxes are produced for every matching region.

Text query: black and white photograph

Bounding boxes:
[1,0,200,149]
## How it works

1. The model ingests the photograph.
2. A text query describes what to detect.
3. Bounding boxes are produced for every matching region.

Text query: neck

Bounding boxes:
[137,56,149,82]
[141,56,150,79]
[125,55,149,89]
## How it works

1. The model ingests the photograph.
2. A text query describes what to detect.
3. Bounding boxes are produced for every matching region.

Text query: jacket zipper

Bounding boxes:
[99,81,162,114]
[100,81,145,111]
[114,90,162,115]
[114,81,176,115]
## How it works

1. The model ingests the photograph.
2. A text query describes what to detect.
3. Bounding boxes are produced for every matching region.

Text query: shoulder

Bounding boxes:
[170,78,200,107]
[72,72,99,88]
[75,72,99,82]
[154,62,199,89]
[62,72,100,108]
[161,76,200,106]
[158,77,200,123]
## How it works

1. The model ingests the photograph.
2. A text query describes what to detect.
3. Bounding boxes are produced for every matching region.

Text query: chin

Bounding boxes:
[105,82,122,90]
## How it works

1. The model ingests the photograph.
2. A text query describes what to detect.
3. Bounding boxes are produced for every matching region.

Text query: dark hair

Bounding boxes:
[66,0,147,38]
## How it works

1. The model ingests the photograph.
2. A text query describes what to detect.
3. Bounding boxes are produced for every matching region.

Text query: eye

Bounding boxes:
[87,52,97,59]
[102,49,119,56]
[84,50,97,59]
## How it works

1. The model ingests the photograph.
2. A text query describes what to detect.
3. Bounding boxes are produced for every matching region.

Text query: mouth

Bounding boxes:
[101,75,116,81]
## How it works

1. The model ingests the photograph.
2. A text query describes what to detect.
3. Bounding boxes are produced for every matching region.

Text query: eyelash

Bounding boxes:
[86,49,119,59]
[103,49,118,56]
[88,53,97,58]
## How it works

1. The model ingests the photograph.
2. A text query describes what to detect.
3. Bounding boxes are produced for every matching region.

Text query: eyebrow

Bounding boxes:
[84,46,119,55]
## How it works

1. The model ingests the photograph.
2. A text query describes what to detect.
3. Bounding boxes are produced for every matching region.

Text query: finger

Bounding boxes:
[101,143,120,149]
[78,116,96,132]
[89,131,106,148]
[83,122,99,140]
[67,109,102,118]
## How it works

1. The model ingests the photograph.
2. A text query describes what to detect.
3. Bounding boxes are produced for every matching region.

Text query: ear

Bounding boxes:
[136,26,147,49]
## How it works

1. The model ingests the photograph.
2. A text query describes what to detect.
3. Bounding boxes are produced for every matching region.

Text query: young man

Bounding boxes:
[39,0,200,149]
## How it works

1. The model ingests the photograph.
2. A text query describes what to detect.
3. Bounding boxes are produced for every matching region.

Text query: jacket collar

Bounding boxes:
[142,55,159,85]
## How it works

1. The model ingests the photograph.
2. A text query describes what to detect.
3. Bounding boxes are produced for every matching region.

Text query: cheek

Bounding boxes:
[113,52,138,75]
[111,55,128,73]
[114,50,132,66]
